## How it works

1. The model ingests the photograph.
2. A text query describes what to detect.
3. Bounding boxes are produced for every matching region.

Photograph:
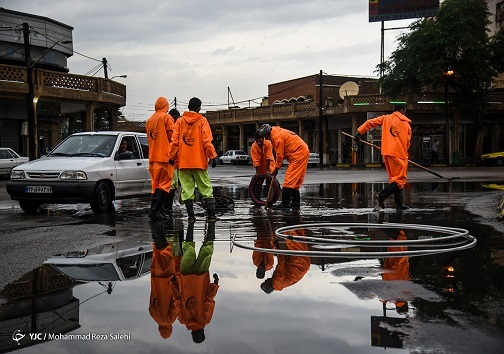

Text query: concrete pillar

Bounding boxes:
[85,103,96,132]
[221,125,228,153]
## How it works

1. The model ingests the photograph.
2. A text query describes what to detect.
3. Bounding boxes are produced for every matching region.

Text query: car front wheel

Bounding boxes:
[90,181,112,212]
[496,157,503,166]
[19,201,41,214]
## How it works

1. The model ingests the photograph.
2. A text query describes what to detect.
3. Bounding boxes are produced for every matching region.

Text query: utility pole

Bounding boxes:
[23,23,37,161]
[318,70,323,165]
[102,58,108,78]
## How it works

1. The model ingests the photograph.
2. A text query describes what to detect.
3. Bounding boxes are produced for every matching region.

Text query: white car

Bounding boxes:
[219,150,251,165]
[282,152,320,167]
[6,131,151,213]
[44,240,153,282]
[0,147,29,178]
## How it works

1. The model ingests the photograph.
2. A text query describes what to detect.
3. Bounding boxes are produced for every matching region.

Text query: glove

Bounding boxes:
[213,273,219,285]
[168,159,175,166]
[354,131,362,142]
[211,158,217,168]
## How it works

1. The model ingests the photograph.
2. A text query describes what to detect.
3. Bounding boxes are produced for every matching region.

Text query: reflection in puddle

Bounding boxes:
[1,182,503,353]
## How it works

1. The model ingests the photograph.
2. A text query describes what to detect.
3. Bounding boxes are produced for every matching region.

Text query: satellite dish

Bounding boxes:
[339,81,360,100]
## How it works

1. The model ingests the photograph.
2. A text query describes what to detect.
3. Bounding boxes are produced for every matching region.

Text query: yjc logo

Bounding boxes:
[12,330,25,345]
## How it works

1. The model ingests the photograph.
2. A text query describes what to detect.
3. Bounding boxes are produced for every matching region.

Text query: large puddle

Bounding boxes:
[1,182,503,353]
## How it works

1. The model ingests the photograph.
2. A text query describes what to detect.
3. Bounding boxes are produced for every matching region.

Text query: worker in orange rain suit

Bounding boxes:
[381,229,411,314]
[149,220,181,339]
[354,104,411,211]
[257,124,309,208]
[174,221,219,344]
[260,229,311,294]
[168,97,218,222]
[164,108,182,214]
[250,131,275,200]
[146,97,175,220]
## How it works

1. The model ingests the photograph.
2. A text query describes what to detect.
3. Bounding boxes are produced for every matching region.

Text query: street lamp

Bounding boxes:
[110,75,127,80]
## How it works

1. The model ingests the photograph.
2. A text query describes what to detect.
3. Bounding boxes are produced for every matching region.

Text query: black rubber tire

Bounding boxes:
[19,201,41,214]
[496,157,503,166]
[90,181,112,213]
[248,174,281,206]
[200,195,235,211]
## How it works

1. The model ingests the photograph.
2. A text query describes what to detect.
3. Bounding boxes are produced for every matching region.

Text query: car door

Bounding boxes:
[0,149,10,175]
[137,135,151,193]
[114,134,148,197]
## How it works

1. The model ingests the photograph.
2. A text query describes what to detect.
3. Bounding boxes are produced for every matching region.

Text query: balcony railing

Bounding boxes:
[0,64,126,105]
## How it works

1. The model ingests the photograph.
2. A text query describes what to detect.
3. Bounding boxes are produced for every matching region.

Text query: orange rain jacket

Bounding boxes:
[269,126,309,190]
[146,97,175,192]
[271,237,311,292]
[382,230,411,281]
[357,111,411,188]
[169,111,217,170]
[149,245,180,339]
[251,139,275,174]
[175,272,219,331]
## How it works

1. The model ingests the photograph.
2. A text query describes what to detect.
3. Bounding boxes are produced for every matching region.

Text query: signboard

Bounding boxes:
[369,0,439,22]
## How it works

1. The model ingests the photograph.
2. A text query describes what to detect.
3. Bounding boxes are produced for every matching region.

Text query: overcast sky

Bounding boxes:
[3,0,414,121]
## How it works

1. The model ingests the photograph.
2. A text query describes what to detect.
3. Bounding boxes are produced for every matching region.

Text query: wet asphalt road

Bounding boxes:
[0,165,502,294]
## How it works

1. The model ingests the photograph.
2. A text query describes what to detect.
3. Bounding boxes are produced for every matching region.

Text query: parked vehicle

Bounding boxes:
[282,152,320,167]
[6,131,151,213]
[480,151,504,166]
[0,148,29,178]
[44,240,153,282]
[219,150,251,165]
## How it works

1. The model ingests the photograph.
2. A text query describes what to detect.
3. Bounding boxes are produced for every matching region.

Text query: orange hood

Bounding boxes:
[182,111,202,124]
[155,97,169,113]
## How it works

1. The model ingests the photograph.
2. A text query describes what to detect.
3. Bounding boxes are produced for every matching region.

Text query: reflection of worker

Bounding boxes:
[149,221,180,339]
[175,221,219,343]
[257,124,309,208]
[382,229,411,281]
[253,233,275,279]
[260,228,310,294]
[430,140,439,164]
[250,131,275,199]
[380,229,411,315]
[354,104,411,210]
[146,97,175,220]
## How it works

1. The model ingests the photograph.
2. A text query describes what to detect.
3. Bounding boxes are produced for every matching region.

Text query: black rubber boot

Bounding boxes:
[205,198,217,222]
[185,222,195,242]
[394,187,409,210]
[185,199,196,222]
[375,183,399,211]
[290,189,301,208]
[163,189,175,216]
[149,189,163,219]
[274,188,293,209]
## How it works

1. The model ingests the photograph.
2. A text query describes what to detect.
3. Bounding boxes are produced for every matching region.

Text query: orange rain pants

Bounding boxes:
[271,237,311,292]
[383,155,408,189]
[383,231,411,281]
[149,162,174,193]
[269,126,309,190]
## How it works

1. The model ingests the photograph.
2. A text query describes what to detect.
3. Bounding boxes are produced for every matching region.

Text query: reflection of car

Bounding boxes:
[6,131,151,214]
[480,151,504,166]
[283,152,321,167]
[44,241,153,281]
[219,150,250,165]
[0,148,29,178]
[481,182,504,191]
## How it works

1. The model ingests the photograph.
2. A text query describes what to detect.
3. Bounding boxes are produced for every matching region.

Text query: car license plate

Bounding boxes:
[26,186,52,193]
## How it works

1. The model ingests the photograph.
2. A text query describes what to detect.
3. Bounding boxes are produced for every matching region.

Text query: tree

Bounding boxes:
[379,0,504,161]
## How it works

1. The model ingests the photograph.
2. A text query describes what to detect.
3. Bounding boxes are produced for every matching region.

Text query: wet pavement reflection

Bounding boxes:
[1,182,503,353]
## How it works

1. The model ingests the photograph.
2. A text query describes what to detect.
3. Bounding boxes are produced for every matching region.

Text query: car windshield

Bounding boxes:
[49,135,117,157]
